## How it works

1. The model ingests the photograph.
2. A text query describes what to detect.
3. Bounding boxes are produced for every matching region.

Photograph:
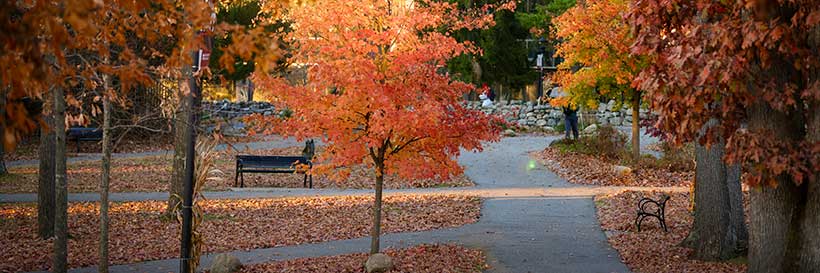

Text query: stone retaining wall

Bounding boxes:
[202,99,646,131]
[465,100,648,130]
[202,100,276,119]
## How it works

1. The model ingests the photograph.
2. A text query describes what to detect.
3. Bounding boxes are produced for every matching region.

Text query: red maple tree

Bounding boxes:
[628,0,819,271]
[251,0,509,255]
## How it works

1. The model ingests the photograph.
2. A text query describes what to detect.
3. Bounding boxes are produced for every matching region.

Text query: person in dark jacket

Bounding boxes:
[563,105,579,139]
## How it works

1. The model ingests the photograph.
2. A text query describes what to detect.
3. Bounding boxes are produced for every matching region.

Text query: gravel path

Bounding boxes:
[14,136,661,273]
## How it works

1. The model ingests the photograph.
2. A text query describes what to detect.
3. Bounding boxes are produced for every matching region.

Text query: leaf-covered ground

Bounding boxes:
[240,244,486,273]
[0,147,473,194]
[0,194,481,272]
[2,133,272,162]
[534,148,693,187]
[595,190,747,273]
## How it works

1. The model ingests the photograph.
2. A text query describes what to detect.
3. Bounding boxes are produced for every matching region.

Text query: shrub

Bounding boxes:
[549,124,628,160]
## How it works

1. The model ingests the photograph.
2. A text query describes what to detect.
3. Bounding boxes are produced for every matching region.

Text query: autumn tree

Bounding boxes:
[252,0,505,257]
[554,0,646,159]
[1,0,274,270]
[629,0,819,271]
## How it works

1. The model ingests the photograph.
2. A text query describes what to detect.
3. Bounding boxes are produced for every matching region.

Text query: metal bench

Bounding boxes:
[635,194,670,232]
[67,127,102,153]
[234,140,315,188]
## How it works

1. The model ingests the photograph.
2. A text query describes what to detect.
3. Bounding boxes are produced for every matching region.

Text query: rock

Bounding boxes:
[542,126,556,133]
[583,124,598,134]
[365,253,394,273]
[613,165,633,176]
[503,129,517,137]
[210,254,242,273]
[536,119,548,127]
[606,100,617,111]
[547,119,558,127]
[608,117,622,125]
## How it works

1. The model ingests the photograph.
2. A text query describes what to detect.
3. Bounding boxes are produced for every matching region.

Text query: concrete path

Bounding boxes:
[15,136,666,273]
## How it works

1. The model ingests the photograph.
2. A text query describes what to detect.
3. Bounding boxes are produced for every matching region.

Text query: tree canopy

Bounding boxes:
[252,0,506,182]
[553,0,645,109]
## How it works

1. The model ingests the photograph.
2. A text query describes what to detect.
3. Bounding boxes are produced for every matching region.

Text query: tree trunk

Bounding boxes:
[630,93,640,159]
[794,26,820,272]
[744,31,820,270]
[53,86,68,273]
[683,119,747,260]
[795,99,819,271]
[0,88,7,175]
[38,111,56,239]
[98,85,112,273]
[168,84,190,214]
[370,161,385,254]
[746,80,808,273]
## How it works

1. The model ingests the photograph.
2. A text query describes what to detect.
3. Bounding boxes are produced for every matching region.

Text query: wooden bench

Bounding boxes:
[234,140,316,188]
[635,194,670,232]
[67,127,102,153]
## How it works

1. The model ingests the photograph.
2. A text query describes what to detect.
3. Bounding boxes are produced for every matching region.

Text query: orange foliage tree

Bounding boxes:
[0,0,280,149]
[1,1,281,271]
[252,0,507,255]
[629,0,819,271]
[554,0,647,158]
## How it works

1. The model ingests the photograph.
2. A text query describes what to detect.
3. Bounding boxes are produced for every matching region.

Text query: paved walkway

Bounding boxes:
[13,136,684,273]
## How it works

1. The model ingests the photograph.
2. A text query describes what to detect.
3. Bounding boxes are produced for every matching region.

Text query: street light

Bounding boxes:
[536,37,547,103]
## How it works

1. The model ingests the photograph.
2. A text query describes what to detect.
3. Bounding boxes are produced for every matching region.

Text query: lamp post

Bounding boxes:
[536,37,547,104]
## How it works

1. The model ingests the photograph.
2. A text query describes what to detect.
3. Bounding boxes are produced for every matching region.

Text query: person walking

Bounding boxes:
[563,104,579,139]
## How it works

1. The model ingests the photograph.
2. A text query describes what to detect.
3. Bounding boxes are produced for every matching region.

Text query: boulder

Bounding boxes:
[606,100,617,111]
[210,254,242,273]
[503,129,517,137]
[536,119,548,127]
[613,165,633,176]
[517,119,528,126]
[542,126,556,133]
[583,124,598,134]
[365,253,394,273]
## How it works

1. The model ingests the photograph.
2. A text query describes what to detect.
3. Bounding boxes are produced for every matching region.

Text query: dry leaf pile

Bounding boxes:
[534,148,692,187]
[0,147,473,194]
[0,194,481,272]
[241,244,486,273]
[595,190,747,273]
